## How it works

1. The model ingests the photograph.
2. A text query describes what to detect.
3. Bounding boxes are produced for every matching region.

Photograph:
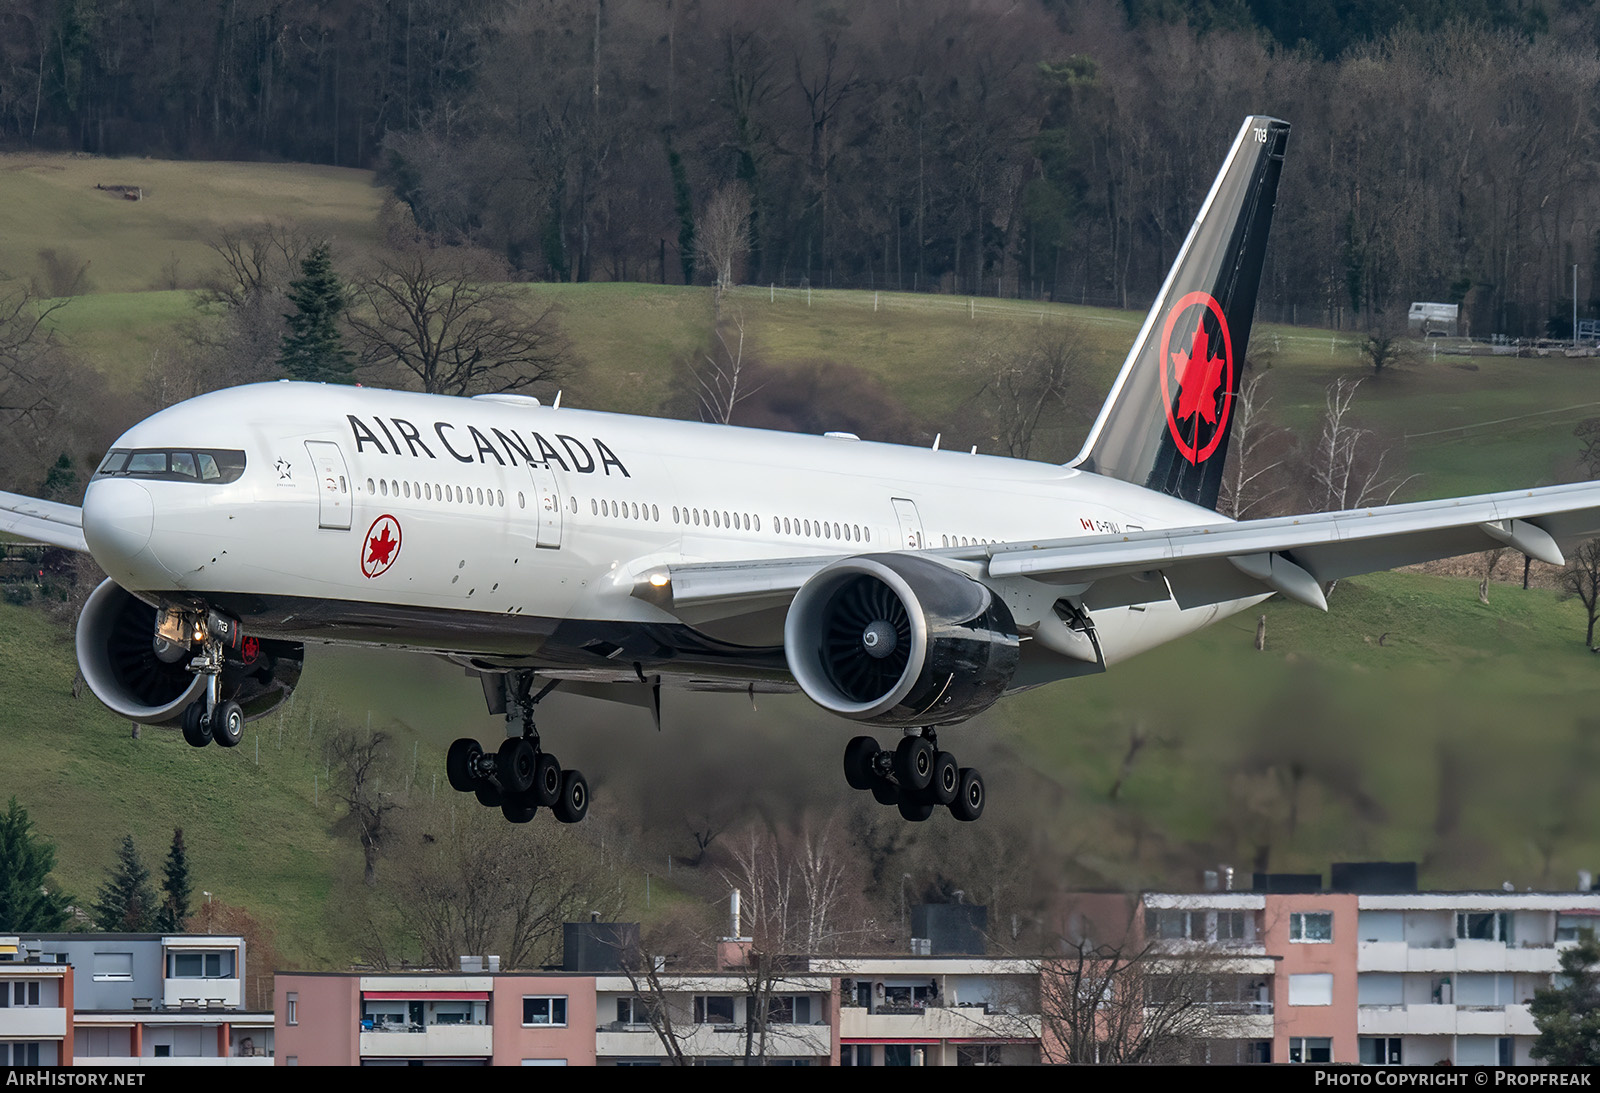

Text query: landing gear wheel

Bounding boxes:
[894,736,935,793]
[950,768,985,822]
[501,795,539,823]
[498,737,536,794]
[843,736,881,790]
[897,796,934,822]
[211,701,244,748]
[553,769,589,824]
[869,777,899,807]
[181,702,212,748]
[474,784,503,808]
[533,753,562,808]
[446,738,481,792]
[920,751,960,807]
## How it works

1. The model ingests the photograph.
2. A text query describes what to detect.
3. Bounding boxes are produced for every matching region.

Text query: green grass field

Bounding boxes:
[0,154,386,295]
[6,156,1600,963]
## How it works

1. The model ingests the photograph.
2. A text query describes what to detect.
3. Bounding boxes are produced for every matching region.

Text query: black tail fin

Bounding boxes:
[1073,116,1289,511]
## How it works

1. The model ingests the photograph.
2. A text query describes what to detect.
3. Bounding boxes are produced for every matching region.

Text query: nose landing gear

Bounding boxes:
[842,731,985,822]
[445,672,589,825]
[169,607,245,749]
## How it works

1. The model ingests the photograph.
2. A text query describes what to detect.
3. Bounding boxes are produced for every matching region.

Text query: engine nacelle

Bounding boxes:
[784,554,1019,727]
[76,579,304,725]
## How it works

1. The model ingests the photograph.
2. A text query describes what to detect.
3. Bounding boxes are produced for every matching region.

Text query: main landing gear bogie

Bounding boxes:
[843,731,985,822]
[445,672,588,825]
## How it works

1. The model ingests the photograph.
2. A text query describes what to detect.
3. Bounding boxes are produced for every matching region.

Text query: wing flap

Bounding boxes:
[636,483,1600,628]
[0,490,88,553]
[986,484,1600,593]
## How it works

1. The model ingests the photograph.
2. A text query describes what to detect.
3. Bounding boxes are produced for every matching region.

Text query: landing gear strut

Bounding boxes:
[173,609,244,750]
[842,730,984,822]
[446,672,589,824]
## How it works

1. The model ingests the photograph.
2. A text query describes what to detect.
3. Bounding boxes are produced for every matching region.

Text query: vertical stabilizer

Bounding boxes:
[1073,117,1289,511]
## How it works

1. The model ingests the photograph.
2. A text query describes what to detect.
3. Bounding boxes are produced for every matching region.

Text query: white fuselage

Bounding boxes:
[81,382,1245,688]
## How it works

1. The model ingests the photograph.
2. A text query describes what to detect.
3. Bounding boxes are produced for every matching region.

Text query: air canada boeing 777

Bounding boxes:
[6,117,1600,824]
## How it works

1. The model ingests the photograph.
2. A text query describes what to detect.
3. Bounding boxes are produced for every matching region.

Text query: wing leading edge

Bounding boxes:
[644,482,1600,625]
[0,490,88,553]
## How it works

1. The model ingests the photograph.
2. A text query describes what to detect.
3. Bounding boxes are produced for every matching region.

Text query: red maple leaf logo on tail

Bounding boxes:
[1171,323,1226,426]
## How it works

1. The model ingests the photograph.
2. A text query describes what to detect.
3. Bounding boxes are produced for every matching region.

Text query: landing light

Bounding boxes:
[648,572,670,588]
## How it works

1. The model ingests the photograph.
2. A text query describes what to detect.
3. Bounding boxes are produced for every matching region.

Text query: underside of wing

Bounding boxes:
[983,482,1600,612]
[636,483,1600,637]
[0,490,88,553]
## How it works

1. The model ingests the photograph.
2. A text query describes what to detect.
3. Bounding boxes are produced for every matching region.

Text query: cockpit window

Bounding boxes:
[94,448,246,484]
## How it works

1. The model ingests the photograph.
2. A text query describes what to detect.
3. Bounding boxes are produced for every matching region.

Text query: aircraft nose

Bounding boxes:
[82,479,154,568]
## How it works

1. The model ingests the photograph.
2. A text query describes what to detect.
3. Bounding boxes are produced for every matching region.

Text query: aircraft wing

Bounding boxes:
[646,482,1600,618]
[0,490,89,553]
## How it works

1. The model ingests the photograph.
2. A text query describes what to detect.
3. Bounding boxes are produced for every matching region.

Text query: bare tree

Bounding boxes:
[968,328,1085,460]
[377,799,624,970]
[324,724,401,886]
[1218,372,1291,518]
[199,224,313,311]
[1039,934,1233,1064]
[347,245,574,396]
[692,310,758,425]
[696,183,753,296]
[1309,377,1413,513]
[1559,539,1600,649]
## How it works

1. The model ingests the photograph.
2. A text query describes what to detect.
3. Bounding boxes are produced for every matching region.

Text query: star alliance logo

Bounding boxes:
[275,458,293,481]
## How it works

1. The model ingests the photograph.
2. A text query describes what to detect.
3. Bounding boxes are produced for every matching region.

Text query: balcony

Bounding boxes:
[1356,1003,1535,1037]
[74,1054,274,1067]
[0,1007,68,1038]
[595,1023,831,1059]
[840,1005,1040,1042]
[359,1024,493,1059]
[1358,941,1562,975]
[161,979,241,1010]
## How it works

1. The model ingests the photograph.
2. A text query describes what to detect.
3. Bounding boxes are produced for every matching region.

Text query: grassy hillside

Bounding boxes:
[6,157,1600,965]
[0,154,386,295]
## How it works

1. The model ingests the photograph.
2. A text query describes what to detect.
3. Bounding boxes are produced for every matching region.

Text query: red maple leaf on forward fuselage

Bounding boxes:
[367,525,398,567]
[1171,322,1225,426]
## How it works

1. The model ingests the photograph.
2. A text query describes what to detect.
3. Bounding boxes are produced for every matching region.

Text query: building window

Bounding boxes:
[1457,912,1512,944]
[1216,911,1248,941]
[0,1044,42,1066]
[1,980,42,1007]
[91,952,133,982]
[1360,1037,1402,1065]
[1289,1037,1332,1064]
[1290,912,1333,942]
[1145,909,1204,940]
[1288,973,1334,1006]
[616,997,654,1025]
[693,995,735,1024]
[956,1045,1003,1066]
[522,996,568,1026]
[169,951,233,978]
[286,992,298,1026]
[766,995,812,1024]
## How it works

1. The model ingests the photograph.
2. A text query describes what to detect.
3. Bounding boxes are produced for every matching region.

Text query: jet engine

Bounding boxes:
[76,579,304,725]
[784,554,1018,727]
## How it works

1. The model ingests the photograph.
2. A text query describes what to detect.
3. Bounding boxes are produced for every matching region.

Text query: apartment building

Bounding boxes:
[1137,863,1600,1065]
[0,933,274,1065]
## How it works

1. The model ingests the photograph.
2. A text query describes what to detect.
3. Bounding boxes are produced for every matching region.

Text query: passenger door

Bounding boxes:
[304,440,352,530]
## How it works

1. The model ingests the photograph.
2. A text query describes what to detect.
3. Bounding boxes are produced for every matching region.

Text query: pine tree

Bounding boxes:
[1531,930,1600,1065]
[277,242,353,383]
[0,798,73,932]
[156,828,192,933]
[94,835,158,932]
